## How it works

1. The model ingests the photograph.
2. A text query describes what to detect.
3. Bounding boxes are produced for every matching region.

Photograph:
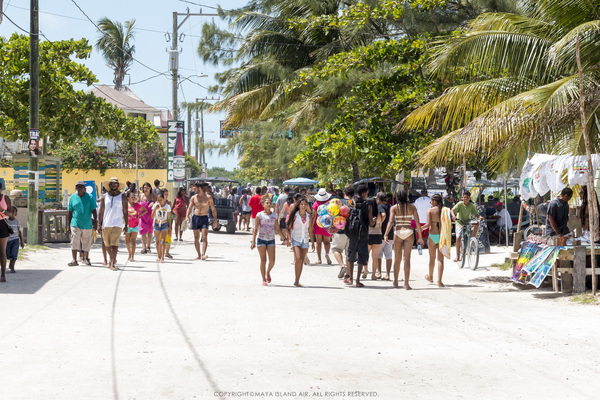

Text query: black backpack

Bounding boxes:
[345,206,363,238]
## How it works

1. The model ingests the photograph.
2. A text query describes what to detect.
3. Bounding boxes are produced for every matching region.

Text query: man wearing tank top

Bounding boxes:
[98,177,129,271]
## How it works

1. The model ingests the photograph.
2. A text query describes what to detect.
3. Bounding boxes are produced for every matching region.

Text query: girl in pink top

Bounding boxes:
[125,191,147,261]
[0,182,13,282]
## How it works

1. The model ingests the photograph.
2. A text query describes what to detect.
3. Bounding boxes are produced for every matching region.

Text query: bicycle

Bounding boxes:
[522,223,546,240]
[459,219,484,270]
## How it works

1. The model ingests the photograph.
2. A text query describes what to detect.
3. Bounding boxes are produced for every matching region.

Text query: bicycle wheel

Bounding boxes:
[460,234,468,269]
[467,237,480,270]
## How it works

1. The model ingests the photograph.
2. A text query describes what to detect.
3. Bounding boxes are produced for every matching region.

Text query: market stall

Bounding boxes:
[512,154,600,293]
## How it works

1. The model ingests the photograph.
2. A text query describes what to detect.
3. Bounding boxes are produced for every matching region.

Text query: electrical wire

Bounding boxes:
[6,3,166,35]
[0,10,35,34]
[68,0,168,77]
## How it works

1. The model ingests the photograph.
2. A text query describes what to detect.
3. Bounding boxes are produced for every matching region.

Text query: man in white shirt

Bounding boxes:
[412,189,431,243]
[490,202,513,243]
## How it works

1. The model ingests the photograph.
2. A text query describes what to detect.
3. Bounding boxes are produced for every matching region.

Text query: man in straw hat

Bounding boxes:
[66,181,97,267]
[98,177,128,270]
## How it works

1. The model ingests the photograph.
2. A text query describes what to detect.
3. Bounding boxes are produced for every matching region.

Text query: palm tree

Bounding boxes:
[95,18,136,90]
[399,0,600,171]
[198,1,381,130]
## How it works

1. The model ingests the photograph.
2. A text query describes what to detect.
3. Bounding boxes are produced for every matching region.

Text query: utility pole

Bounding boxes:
[169,9,217,120]
[195,97,218,174]
[28,0,39,245]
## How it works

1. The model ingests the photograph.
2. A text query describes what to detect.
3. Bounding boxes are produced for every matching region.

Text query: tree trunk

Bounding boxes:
[576,35,597,296]
[351,161,360,182]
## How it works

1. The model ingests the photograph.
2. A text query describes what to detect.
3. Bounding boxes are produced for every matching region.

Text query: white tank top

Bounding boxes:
[102,193,124,228]
[291,212,310,242]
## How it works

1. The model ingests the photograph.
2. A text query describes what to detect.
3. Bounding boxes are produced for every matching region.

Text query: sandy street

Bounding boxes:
[1,229,599,400]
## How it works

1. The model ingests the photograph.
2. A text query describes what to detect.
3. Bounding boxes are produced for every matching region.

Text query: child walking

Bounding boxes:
[126,191,147,261]
[251,196,287,285]
[152,193,171,263]
[6,206,24,273]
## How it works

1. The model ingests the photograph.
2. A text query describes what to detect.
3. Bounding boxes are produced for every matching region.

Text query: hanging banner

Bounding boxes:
[167,120,185,182]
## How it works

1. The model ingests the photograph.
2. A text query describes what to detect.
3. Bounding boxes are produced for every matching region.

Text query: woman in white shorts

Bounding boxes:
[287,197,314,287]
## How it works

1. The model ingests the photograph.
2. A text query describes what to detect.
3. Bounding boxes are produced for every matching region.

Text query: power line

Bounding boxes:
[68,0,168,77]
[178,0,227,12]
[6,3,167,35]
[0,10,35,34]
[129,72,171,85]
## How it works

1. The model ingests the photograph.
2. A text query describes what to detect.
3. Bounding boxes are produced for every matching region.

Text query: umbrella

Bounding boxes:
[282,177,319,186]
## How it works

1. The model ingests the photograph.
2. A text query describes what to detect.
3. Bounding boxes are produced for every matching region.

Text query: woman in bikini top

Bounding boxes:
[383,190,424,289]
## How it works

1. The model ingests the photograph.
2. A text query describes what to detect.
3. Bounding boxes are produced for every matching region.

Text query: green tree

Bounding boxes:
[95,17,136,90]
[400,0,600,171]
[0,34,157,146]
[53,139,116,174]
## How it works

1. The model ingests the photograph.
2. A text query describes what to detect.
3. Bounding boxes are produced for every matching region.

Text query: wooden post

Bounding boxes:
[517,200,524,232]
[576,35,597,296]
[573,245,586,294]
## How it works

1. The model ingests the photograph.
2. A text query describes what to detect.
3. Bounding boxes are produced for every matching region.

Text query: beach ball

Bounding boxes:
[317,204,329,216]
[327,202,340,216]
[329,198,342,208]
[319,214,333,228]
[339,205,350,218]
[327,225,338,235]
[333,216,346,230]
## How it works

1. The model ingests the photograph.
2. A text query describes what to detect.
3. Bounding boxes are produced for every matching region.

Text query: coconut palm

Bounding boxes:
[198,0,382,130]
[95,18,136,90]
[399,0,600,171]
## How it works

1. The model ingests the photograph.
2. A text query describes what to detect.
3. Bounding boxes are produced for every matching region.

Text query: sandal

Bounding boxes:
[425,274,433,283]
[266,275,272,283]
[68,260,78,267]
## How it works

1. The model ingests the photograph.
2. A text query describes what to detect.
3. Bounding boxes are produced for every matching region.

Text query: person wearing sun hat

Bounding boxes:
[98,177,128,270]
[66,181,97,267]
[309,188,333,265]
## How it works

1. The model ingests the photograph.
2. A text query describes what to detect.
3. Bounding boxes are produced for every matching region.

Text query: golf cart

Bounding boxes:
[187,176,241,234]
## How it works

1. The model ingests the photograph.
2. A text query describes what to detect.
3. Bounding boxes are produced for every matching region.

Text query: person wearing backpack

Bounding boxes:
[345,185,375,287]
[384,190,424,289]
[332,186,354,280]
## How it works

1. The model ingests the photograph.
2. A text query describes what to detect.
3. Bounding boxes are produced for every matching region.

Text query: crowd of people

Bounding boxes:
[58,177,222,274]
[0,177,527,287]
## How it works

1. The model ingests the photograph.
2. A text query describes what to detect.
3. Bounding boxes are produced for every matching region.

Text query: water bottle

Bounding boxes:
[417,244,423,255]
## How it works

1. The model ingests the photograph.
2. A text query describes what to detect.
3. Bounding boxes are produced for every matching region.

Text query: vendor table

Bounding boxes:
[553,246,600,293]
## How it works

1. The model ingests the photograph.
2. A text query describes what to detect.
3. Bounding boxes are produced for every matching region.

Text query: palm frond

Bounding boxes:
[469,12,558,40]
[429,31,554,80]
[548,20,600,74]
[398,77,537,133]
[520,0,600,30]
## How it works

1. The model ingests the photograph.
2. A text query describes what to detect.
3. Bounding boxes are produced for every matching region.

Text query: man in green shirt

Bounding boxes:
[67,181,97,266]
[451,191,480,262]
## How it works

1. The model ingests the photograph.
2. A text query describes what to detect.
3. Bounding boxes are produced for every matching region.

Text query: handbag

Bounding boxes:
[3,220,14,235]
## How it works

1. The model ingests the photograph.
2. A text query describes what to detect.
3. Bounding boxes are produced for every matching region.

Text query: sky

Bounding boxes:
[0,0,249,171]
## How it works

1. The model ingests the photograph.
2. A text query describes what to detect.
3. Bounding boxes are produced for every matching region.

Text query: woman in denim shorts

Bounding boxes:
[251,196,288,286]
[287,197,314,287]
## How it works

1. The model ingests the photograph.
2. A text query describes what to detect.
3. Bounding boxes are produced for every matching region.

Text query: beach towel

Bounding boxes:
[440,207,452,258]
[511,241,540,283]
[526,246,563,288]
